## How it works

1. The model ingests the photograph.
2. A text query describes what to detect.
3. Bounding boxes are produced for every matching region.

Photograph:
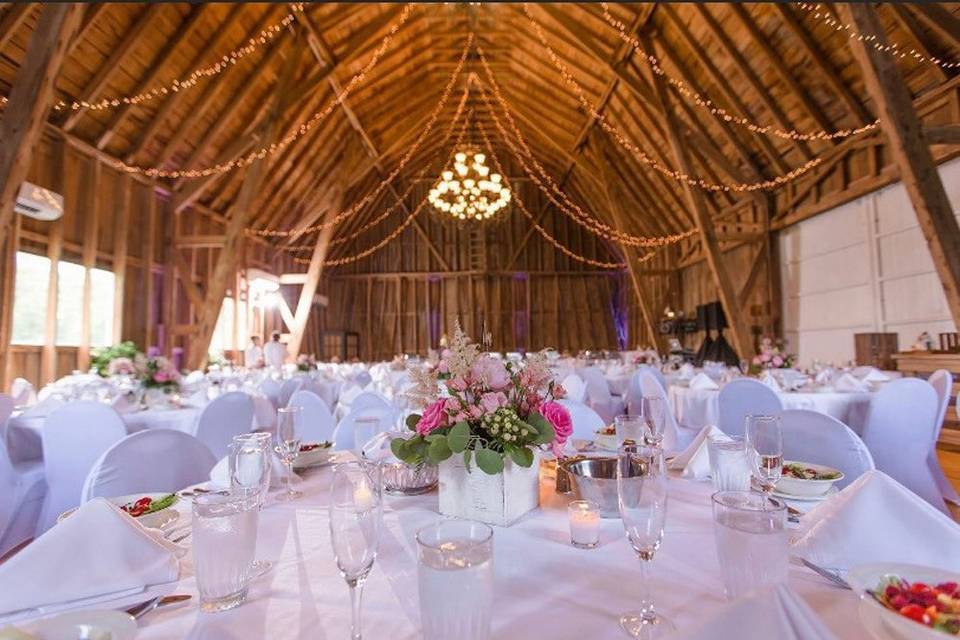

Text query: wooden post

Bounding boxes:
[78,160,102,370]
[840,3,960,330]
[641,34,753,358]
[112,179,131,344]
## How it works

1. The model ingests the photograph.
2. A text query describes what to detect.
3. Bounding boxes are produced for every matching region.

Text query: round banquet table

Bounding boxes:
[128,466,863,639]
[668,385,874,435]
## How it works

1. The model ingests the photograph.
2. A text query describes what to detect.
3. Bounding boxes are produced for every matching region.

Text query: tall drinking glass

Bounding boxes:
[229,432,273,577]
[192,493,259,612]
[275,406,302,501]
[616,444,674,639]
[744,415,783,500]
[614,415,644,448]
[712,491,788,599]
[706,436,751,492]
[330,461,383,640]
[416,519,494,640]
[640,397,667,448]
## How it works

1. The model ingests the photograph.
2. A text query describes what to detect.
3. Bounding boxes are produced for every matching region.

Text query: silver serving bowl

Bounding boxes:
[560,456,647,518]
[378,460,438,496]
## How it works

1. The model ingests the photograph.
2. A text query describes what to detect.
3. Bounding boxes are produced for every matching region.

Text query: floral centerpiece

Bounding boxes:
[137,355,181,390]
[296,354,317,372]
[750,337,796,374]
[90,341,141,377]
[394,324,570,526]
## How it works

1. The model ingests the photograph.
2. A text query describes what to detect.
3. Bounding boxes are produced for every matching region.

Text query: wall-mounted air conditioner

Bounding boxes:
[15,181,64,221]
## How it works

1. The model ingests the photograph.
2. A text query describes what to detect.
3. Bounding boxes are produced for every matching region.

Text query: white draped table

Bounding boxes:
[129,468,863,639]
[668,385,874,434]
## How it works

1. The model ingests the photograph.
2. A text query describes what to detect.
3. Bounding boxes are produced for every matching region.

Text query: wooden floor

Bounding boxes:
[937,448,960,520]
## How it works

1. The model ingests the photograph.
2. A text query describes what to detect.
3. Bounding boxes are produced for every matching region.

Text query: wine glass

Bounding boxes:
[744,414,783,501]
[275,406,303,501]
[329,461,383,640]
[639,397,666,448]
[616,444,673,638]
[229,432,273,577]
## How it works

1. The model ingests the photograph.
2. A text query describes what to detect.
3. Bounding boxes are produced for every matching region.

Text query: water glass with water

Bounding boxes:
[275,406,303,501]
[192,493,260,612]
[706,436,751,492]
[417,519,494,640]
[614,414,644,448]
[744,415,783,498]
[712,491,788,600]
[229,432,272,505]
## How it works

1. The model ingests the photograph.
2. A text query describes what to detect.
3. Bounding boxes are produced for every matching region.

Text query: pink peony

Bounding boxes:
[416,399,448,436]
[760,352,772,363]
[772,355,784,367]
[468,405,484,420]
[470,356,511,390]
[154,371,170,383]
[448,376,468,392]
[437,360,449,374]
[479,391,508,414]
[540,401,572,457]
[552,384,567,399]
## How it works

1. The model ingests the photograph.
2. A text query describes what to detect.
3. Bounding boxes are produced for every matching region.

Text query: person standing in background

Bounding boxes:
[263,331,286,369]
[244,336,264,368]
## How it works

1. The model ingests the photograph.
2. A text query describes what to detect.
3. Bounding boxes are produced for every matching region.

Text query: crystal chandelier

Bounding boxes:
[428,151,511,221]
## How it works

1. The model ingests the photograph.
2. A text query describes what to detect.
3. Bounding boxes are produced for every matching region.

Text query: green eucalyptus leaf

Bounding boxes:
[475,447,505,475]
[527,412,556,445]
[463,448,472,472]
[508,445,534,468]
[405,413,422,431]
[447,421,471,453]
[427,436,453,464]
[389,437,407,461]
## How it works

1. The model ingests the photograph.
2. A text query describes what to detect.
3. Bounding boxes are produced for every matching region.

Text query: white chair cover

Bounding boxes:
[636,370,680,452]
[350,391,394,414]
[332,408,394,451]
[778,409,874,489]
[862,377,947,513]
[557,399,605,441]
[36,401,126,534]
[351,371,373,389]
[9,378,34,406]
[625,366,666,416]
[928,370,959,505]
[287,389,336,443]
[0,394,45,557]
[194,391,254,459]
[258,377,282,409]
[279,378,304,408]
[577,367,624,425]
[560,374,587,403]
[717,378,784,437]
[81,430,217,501]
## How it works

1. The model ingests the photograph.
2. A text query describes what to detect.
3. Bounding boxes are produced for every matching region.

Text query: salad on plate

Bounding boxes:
[870,575,960,636]
[119,493,177,518]
[781,462,842,481]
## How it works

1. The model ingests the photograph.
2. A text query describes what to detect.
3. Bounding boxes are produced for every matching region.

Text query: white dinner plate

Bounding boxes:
[20,610,137,640]
[293,444,335,470]
[771,485,839,503]
[58,493,180,532]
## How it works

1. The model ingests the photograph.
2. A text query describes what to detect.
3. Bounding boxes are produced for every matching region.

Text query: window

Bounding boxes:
[10,251,114,347]
[11,252,51,345]
[209,297,249,360]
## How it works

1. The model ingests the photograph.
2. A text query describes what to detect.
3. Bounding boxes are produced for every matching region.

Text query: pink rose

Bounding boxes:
[416,399,448,436]
[479,391,507,414]
[437,360,449,374]
[540,401,572,457]
[468,405,484,420]
[552,384,567,399]
[448,377,468,392]
[772,355,784,367]
[761,352,772,363]
[154,371,170,383]
[470,356,511,390]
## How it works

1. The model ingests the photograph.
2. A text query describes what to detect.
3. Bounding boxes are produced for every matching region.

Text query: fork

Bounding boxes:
[800,558,851,590]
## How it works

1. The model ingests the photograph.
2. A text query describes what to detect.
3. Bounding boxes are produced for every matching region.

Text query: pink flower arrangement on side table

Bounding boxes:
[137,354,181,390]
[395,323,570,475]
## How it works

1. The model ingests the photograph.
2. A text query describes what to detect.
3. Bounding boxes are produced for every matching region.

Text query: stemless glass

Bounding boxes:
[614,414,645,448]
[192,493,259,612]
[706,436,752,492]
[416,519,494,640]
[229,432,273,577]
[275,406,303,501]
[330,461,383,640]
[712,491,788,599]
[616,444,674,639]
[640,397,666,448]
[744,415,783,500]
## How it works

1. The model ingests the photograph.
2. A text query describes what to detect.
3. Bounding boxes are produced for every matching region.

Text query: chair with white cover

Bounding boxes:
[9,378,34,406]
[258,377,282,409]
[863,377,948,513]
[560,374,587,403]
[717,378,784,438]
[577,366,625,424]
[194,391,254,459]
[81,430,217,502]
[350,391,394,414]
[928,370,959,505]
[0,394,45,557]
[778,410,874,489]
[332,407,394,451]
[279,378,304,408]
[287,389,336,443]
[557,399,605,441]
[36,401,126,534]
[625,366,667,416]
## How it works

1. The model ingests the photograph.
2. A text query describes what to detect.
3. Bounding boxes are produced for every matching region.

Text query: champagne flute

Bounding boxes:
[617,444,673,639]
[329,461,383,640]
[275,406,303,501]
[640,396,666,448]
[744,414,783,501]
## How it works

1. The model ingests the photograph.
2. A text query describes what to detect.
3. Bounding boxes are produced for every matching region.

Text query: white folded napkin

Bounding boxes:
[668,424,727,480]
[209,451,293,489]
[182,370,206,386]
[668,584,837,640]
[19,396,64,418]
[677,363,695,381]
[9,378,34,406]
[760,370,782,393]
[814,369,835,386]
[833,373,868,393]
[860,368,890,383]
[0,498,182,617]
[792,470,960,571]
[688,372,720,391]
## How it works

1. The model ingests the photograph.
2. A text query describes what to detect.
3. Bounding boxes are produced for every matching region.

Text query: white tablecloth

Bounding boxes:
[92,468,864,639]
[669,385,874,434]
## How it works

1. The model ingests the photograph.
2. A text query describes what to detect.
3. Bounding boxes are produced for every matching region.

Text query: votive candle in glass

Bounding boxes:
[568,500,600,549]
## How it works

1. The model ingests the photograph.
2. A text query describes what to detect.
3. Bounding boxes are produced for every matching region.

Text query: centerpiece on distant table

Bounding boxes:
[394,323,571,526]
[296,354,317,372]
[138,355,181,407]
[749,337,796,374]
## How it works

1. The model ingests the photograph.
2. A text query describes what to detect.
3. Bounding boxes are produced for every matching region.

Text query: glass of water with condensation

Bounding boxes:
[192,493,259,612]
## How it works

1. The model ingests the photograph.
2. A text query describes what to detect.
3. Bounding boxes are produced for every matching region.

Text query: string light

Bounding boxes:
[250,33,474,238]
[46,4,307,115]
[799,3,960,71]
[521,12,832,193]
[110,4,416,180]
[476,60,696,248]
[594,3,881,142]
